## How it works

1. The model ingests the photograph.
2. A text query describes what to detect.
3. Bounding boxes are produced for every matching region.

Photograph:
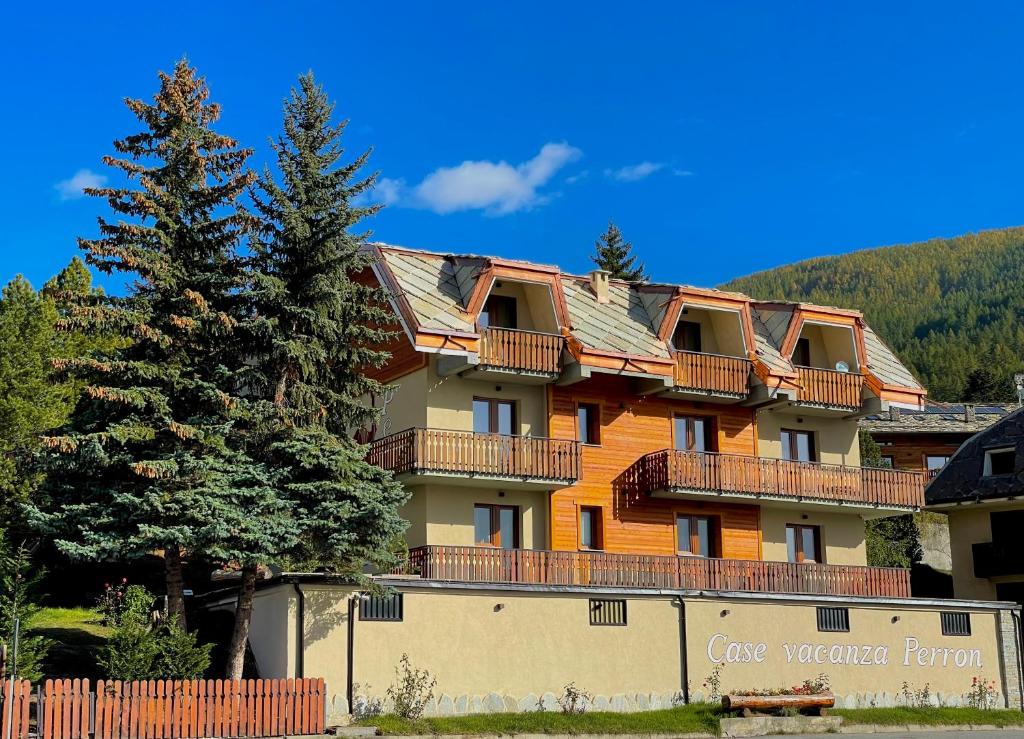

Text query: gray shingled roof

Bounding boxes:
[927,406,1024,504]
[862,326,921,389]
[562,278,668,357]
[862,402,1016,434]
[379,249,474,332]
[750,311,794,375]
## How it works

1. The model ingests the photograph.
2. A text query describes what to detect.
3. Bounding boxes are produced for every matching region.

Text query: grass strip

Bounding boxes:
[360,704,723,736]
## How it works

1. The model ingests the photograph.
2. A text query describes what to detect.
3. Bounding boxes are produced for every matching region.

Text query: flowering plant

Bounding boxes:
[730,674,831,697]
[964,676,1000,710]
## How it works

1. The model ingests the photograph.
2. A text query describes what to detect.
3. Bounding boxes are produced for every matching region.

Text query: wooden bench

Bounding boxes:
[722,693,835,717]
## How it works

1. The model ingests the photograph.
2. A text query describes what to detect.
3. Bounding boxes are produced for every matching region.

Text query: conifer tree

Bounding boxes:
[590,220,648,281]
[230,73,408,679]
[28,60,295,632]
[0,535,50,681]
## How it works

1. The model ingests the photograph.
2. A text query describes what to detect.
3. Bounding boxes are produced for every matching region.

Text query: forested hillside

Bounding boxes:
[722,227,1024,401]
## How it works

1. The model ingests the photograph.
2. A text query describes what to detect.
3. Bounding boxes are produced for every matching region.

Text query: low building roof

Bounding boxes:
[862,401,1016,435]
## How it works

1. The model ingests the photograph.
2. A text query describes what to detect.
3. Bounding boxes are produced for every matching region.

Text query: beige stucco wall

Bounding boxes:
[425,359,547,434]
[401,485,549,549]
[798,323,858,371]
[756,410,860,467]
[685,598,1003,701]
[760,508,867,565]
[380,366,428,434]
[947,507,997,601]
[243,582,1016,712]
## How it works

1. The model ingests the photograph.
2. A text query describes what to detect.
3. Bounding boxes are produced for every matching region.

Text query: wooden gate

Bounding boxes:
[0,679,32,739]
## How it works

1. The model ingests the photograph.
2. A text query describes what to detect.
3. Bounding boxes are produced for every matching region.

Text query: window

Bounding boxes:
[676,514,716,557]
[991,511,1024,545]
[880,455,895,469]
[792,337,811,367]
[473,397,516,435]
[940,612,971,636]
[984,447,1015,476]
[673,320,702,353]
[675,415,714,452]
[787,524,822,563]
[781,429,815,462]
[816,606,849,632]
[360,593,404,621]
[579,506,603,550]
[589,598,627,626]
[577,403,601,445]
[480,294,517,329]
[925,455,950,472]
[474,504,519,549]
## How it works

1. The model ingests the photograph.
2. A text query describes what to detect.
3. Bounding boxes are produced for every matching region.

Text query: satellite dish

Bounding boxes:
[835,361,850,373]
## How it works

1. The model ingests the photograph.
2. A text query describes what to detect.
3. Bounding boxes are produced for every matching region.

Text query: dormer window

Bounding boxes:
[480,295,517,329]
[673,320,702,352]
[983,447,1015,477]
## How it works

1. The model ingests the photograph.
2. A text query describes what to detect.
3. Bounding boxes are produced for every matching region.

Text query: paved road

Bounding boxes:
[798,728,1024,732]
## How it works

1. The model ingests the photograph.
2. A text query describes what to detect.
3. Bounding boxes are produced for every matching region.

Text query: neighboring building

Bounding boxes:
[862,402,1016,478]
[927,408,1024,611]
[214,245,1023,715]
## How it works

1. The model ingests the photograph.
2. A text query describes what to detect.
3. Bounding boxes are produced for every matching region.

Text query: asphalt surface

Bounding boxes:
[799,733,1023,739]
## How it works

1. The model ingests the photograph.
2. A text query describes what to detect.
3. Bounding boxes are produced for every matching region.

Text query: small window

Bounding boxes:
[816,606,849,632]
[781,429,815,463]
[673,320,702,353]
[675,415,714,452]
[578,403,601,445]
[589,598,627,626]
[925,455,950,472]
[984,448,1015,477]
[473,397,516,435]
[475,504,520,549]
[480,294,517,329]
[787,524,823,563]
[579,506,603,550]
[941,612,971,636]
[360,593,404,621]
[792,337,811,367]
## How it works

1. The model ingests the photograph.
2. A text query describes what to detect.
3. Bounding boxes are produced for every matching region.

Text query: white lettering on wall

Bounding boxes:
[706,634,977,670]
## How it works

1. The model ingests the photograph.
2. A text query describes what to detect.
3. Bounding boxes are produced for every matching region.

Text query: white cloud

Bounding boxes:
[367,142,582,215]
[604,161,665,182]
[55,169,107,200]
[565,170,590,184]
[673,168,695,177]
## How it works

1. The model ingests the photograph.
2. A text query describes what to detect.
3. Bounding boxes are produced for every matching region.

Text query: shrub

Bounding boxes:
[899,680,933,708]
[702,664,724,701]
[385,654,436,720]
[157,617,213,679]
[964,676,1000,709]
[557,682,593,715]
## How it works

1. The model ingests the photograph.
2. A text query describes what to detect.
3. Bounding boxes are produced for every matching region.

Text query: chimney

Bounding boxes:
[590,269,611,304]
[888,406,900,422]
[965,404,976,423]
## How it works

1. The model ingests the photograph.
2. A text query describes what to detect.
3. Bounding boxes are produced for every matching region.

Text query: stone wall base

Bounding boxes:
[720,716,842,737]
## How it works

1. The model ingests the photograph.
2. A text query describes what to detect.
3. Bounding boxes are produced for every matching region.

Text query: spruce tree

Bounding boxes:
[590,220,648,281]
[27,60,295,632]
[231,73,408,679]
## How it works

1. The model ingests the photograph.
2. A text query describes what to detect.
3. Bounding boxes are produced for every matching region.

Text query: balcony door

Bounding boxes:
[674,415,714,452]
[474,397,517,474]
[673,320,702,353]
[786,523,822,563]
[474,504,520,549]
[780,429,815,462]
[676,514,717,557]
[480,295,517,329]
[473,398,516,435]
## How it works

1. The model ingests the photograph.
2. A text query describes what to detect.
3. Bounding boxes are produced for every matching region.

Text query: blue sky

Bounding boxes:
[5,2,1024,293]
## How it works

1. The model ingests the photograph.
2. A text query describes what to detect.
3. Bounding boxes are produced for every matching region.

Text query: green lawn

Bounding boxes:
[834,706,1024,728]
[32,607,112,680]
[360,704,723,736]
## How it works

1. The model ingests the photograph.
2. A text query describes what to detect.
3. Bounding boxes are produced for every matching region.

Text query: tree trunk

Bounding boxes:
[165,545,187,630]
[225,564,259,680]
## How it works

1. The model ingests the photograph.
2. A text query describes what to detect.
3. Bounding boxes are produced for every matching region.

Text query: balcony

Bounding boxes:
[637,449,924,512]
[794,366,863,413]
[368,428,581,488]
[972,541,1024,578]
[477,327,564,380]
[398,545,911,598]
[670,350,751,401]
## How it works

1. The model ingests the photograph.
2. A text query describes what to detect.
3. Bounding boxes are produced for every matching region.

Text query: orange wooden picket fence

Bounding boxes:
[1,677,326,739]
[0,679,32,739]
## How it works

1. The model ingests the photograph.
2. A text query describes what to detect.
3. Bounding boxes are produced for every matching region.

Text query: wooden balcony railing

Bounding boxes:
[399,545,911,597]
[639,449,924,508]
[795,366,863,409]
[673,351,751,396]
[479,327,564,375]
[367,428,581,483]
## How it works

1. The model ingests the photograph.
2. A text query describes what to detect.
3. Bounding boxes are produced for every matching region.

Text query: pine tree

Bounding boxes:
[962,365,1011,402]
[590,220,648,281]
[26,60,294,633]
[228,73,408,679]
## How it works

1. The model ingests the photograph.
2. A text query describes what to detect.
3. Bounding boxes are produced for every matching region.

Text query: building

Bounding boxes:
[927,408,1024,610]
[220,245,1023,715]
[862,402,1015,479]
